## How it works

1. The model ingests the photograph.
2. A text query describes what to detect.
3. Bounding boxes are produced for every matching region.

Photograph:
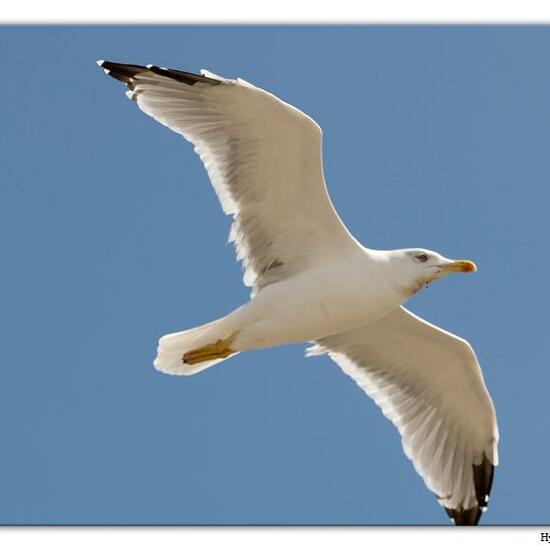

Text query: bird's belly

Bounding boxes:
[231,263,401,350]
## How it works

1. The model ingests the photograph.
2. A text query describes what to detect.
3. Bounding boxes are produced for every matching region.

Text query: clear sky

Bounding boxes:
[1,25,549,525]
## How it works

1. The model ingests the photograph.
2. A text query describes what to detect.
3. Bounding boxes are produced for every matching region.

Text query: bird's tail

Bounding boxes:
[154,317,239,376]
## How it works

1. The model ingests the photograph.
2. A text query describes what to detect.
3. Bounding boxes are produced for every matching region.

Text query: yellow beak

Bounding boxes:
[439,259,477,273]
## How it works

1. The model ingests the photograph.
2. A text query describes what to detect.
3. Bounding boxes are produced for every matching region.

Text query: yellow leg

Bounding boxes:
[182,335,236,365]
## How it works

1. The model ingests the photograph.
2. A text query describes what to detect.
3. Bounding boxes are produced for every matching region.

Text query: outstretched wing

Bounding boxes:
[308,306,499,525]
[98,61,359,293]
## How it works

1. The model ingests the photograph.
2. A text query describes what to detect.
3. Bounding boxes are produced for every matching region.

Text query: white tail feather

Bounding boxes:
[154,317,238,376]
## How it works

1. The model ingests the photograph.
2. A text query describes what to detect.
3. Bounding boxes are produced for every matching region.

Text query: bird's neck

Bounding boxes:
[365,249,426,300]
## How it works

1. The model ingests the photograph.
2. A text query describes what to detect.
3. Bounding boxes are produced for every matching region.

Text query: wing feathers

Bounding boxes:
[99,60,358,294]
[312,306,498,525]
[98,60,220,87]
[473,455,494,509]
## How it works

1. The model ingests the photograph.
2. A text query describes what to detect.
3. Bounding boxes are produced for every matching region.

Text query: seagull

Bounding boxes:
[98,60,498,526]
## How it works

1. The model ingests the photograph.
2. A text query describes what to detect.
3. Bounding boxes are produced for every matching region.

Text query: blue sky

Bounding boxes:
[1,25,549,525]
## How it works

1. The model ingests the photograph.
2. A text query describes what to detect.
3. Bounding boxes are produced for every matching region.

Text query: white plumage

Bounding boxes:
[99,60,498,525]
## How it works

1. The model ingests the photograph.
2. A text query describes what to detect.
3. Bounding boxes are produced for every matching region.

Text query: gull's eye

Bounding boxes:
[416,254,428,263]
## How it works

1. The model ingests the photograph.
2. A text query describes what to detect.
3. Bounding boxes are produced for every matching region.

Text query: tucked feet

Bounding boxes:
[182,336,235,365]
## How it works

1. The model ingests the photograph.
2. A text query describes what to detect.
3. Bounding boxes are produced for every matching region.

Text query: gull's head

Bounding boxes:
[388,248,477,297]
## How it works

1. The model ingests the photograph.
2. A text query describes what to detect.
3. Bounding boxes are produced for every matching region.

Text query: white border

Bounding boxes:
[0,526,549,550]
[1,5,549,548]
[2,0,550,23]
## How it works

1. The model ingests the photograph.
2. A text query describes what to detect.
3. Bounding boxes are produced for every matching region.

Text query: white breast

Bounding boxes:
[230,251,404,351]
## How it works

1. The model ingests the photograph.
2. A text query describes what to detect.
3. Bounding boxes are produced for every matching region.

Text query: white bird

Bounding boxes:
[98,60,498,526]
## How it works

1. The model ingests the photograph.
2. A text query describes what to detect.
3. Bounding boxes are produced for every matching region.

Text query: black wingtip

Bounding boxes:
[96,60,149,87]
[443,454,495,526]
[96,60,221,88]
[473,454,494,510]
[444,505,483,526]
[146,64,220,86]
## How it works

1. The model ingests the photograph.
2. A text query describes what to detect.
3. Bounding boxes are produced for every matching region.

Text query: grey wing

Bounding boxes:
[308,306,499,525]
[99,61,359,294]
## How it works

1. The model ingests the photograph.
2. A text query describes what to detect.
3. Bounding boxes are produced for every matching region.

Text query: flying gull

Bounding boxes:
[98,60,498,525]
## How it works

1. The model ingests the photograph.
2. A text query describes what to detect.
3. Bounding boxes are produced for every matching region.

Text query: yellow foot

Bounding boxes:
[182,336,236,365]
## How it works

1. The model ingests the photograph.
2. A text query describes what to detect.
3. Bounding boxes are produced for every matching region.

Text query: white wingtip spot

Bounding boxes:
[201,69,222,80]
[146,64,154,69]
[96,59,105,66]
[103,68,110,75]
